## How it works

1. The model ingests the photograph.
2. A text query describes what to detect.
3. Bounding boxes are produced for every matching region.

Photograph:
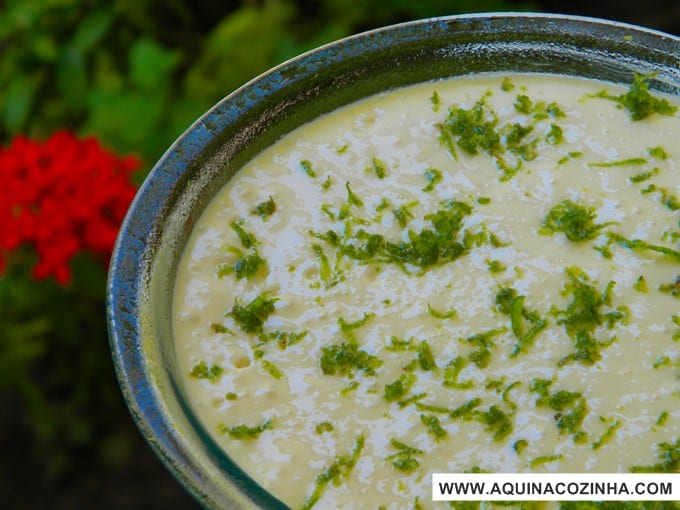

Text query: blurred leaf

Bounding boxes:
[184,0,295,102]
[85,88,165,150]
[3,72,42,133]
[129,38,182,91]
[70,8,114,53]
[56,47,87,112]
[0,318,49,387]
[30,34,59,62]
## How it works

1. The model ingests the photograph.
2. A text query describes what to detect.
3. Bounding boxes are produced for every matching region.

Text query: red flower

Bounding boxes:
[0,130,141,285]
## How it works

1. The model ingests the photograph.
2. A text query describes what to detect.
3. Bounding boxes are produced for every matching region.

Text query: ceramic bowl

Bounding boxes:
[107,13,680,510]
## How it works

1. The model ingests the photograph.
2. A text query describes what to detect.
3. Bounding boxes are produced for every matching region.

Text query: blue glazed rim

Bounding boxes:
[106,13,680,510]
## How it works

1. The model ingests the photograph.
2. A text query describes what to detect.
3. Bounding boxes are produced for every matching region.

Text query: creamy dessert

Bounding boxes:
[172,73,680,509]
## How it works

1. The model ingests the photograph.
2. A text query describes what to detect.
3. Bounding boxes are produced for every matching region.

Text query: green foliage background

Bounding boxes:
[0,0,534,166]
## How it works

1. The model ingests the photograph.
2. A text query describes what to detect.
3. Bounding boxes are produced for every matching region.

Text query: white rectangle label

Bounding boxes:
[432,473,680,501]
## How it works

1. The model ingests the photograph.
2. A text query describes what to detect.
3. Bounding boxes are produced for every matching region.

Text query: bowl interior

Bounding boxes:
[107,13,680,510]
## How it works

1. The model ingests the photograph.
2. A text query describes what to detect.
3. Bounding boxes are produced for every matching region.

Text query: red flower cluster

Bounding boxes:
[0,130,141,285]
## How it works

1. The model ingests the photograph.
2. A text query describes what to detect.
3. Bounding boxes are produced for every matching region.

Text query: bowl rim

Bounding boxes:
[106,12,680,510]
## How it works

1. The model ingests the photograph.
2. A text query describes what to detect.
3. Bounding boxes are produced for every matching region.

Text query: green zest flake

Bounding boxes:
[540,200,613,242]
[259,329,308,349]
[501,381,521,411]
[221,417,273,439]
[588,157,647,168]
[659,276,680,298]
[558,399,589,436]
[299,434,365,510]
[530,378,588,436]
[558,151,584,165]
[300,159,317,177]
[190,361,223,382]
[420,414,447,440]
[417,341,437,371]
[392,202,417,228]
[529,377,553,398]
[629,167,659,183]
[514,95,565,120]
[501,77,514,92]
[475,405,513,441]
[607,233,680,263]
[384,374,416,402]
[320,342,382,377]
[387,439,423,473]
[468,347,490,369]
[252,195,277,218]
[648,145,669,159]
[594,72,679,121]
[489,232,508,248]
[312,200,473,272]
[260,359,283,379]
[529,454,562,468]
[559,330,607,367]
[662,230,680,243]
[398,392,427,409]
[477,196,491,205]
[227,293,278,334]
[449,398,482,419]
[230,220,257,249]
[414,401,450,415]
[514,94,533,114]
[444,99,501,157]
[427,303,457,320]
[641,183,680,210]
[315,422,334,434]
[375,197,390,212]
[321,175,333,190]
[541,102,566,118]
[654,356,671,369]
[495,287,547,357]
[546,123,564,145]
[657,411,669,426]
[430,90,442,111]
[504,123,537,161]
[345,181,364,207]
[211,323,233,334]
[438,93,565,180]
[553,267,627,366]
[486,259,506,273]
[218,249,266,280]
[592,419,621,450]
[423,167,443,192]
[463,327,506,369]
[370,158,388,179]
[541,389,582,411]
[338,313,374,342]
[311,243,335,286]
[630,437,680,473]
[386,336,418,352]
[513,439,528,454]
[340,380,359,396]
[443,356,474,389]
[673,315,680,341]
[320,204,336,221]
[225,392,238,401]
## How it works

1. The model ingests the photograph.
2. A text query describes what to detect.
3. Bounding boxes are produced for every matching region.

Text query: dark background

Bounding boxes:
[0,1,678,509]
